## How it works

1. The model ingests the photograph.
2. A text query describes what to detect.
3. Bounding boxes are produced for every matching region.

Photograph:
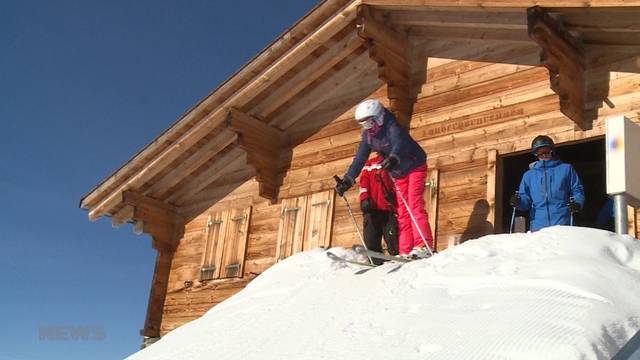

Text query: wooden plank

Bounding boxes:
[144,130,238,198]
[362,0,640,8]
[425,168,440,249]
[167,147,246,205]
[486,149,498,228]
[111,205,134,228]
[275,196,308,260]
[269,51,376,130]
[303,190,336,250]
[228,108,289,147]
[219,207,252,278]
[357,5,409,58]
[389,9,527,29]
[200,211,229,280]
[252,32,365,119]
[410,26,533,43]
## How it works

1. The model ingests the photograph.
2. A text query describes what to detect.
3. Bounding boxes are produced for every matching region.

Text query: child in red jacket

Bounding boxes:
[359,155,398,258]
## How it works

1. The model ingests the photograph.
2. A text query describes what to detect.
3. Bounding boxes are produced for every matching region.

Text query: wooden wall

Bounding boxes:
[159,53,640,335]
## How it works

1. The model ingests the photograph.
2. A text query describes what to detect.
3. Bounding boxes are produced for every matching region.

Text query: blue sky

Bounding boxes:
[0,1,318,359]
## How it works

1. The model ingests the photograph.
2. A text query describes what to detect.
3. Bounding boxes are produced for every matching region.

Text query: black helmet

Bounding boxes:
[531,135,554,154]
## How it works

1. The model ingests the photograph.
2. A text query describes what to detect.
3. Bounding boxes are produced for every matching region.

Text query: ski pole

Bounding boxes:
[387,174,434,257]
[569,196,575,226]
[333,175,373,265]
[510,191,518,234]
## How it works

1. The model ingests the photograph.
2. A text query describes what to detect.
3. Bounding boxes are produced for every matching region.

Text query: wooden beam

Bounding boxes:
[122,191,180,227]
[84,1,360,219]
[228,109,287,202]
[388,9,527,30]
[167,147,246,206]
[269,50,375,129]
[362,0,640,8]
[144,130,238,198]
[111,205,134,228]
[357,4,426,129]
[528,6,595,130]
[228,108,289,147]
[251,31,365,119]
[140,248,174,338]
[409,26,533,43]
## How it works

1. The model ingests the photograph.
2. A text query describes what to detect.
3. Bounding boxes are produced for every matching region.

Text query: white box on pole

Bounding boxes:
[606,116,640,207]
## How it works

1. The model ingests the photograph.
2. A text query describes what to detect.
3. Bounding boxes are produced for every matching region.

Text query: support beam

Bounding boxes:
[167,147,246,206]
[144,130,238,198]
[140,245,174,338]
[268,50,374,129]
[228,109,289,203]
[528,6,598,130]
[357,5,426,129]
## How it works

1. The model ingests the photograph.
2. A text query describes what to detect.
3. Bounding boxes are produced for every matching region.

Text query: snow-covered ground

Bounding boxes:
[128,226,640,360]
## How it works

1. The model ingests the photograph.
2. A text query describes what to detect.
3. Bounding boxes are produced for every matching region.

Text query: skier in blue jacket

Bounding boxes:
[511,135,585,231]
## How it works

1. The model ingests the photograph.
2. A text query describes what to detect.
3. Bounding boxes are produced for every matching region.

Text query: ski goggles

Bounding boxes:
[534,147,553,159]
[357,116,375,130]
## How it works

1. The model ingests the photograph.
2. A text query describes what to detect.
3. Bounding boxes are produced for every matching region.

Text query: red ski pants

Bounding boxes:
[393,164,434,254]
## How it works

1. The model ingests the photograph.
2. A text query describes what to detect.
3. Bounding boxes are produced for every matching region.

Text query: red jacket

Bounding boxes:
[358,156,395,211]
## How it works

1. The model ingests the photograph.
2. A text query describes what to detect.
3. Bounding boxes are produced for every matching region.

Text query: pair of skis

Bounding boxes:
[327,245,413,268]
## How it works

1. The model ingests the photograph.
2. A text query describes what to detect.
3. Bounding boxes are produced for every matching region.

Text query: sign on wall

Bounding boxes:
[606,116,640,207]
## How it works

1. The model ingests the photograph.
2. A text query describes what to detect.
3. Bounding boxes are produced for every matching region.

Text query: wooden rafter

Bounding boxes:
[357,4,426,129]
[144,130,238,198]
[269,50,375,130]
[251,32,365,119]
[167,147,246,206]
[228,108,288,203]
[528,6,596,129]
[362,0,640,8]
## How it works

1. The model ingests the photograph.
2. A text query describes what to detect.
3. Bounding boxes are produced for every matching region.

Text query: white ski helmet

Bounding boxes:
[355,99,384,126]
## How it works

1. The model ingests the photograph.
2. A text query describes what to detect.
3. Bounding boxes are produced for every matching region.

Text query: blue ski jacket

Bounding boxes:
[345,110,426,181]
[516,158,585,231]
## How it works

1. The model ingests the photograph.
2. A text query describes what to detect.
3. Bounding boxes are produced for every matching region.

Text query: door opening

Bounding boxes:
[497,137,609,232]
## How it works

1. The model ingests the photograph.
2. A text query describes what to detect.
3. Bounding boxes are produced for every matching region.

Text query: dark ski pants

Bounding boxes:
[364,210,398,257]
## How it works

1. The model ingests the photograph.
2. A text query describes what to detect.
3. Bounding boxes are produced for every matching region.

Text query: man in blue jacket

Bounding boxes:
[511,135,585,231]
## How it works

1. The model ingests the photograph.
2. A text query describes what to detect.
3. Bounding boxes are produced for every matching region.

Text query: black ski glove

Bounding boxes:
[381,155,399,171]
[568,199,580,213]
[335,176,353,197]
[360,198,372,213]
[510,193,520,208]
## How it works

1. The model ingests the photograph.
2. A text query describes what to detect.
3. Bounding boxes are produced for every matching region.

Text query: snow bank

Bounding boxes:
[128,226,640,360]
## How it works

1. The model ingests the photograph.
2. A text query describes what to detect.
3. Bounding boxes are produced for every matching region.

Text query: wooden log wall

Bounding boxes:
[159,49,640,335]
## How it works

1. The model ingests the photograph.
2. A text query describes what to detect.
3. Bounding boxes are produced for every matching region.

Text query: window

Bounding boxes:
[200,206,252,280]
[275,190,335,260]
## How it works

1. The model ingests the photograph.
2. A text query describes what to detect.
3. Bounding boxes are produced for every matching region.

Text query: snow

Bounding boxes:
[128,226,640,360]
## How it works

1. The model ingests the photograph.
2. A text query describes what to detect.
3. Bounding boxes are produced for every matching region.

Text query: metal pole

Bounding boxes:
[614,194,629,235]
[388,176,434,256]
[509,206,516,234]
[333,175,374,264]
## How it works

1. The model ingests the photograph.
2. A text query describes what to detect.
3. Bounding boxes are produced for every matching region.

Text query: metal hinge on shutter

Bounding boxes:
[200,265,216,281]
[207,219,223,228]
[231,214,247,222]
[311,200,330,207]
[281,207,299,217]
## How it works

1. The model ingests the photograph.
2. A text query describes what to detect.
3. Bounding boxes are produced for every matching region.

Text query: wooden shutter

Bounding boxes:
[424,169,440,250]
[303,190,335,251]
[200,211,228,281]
[275,196,308,260]
[219,207,252,279]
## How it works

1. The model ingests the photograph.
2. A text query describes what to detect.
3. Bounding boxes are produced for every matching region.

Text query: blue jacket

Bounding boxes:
[345,111,426,181]
[517,158,585,231]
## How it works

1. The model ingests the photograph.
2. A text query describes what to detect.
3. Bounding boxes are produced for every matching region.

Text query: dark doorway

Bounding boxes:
[498,137,609,232]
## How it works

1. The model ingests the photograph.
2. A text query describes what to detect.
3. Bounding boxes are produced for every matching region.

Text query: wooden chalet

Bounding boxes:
[80,0,640,344]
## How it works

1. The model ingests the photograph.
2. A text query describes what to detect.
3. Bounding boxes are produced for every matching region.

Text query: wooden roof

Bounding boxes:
[80,0,640,225]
